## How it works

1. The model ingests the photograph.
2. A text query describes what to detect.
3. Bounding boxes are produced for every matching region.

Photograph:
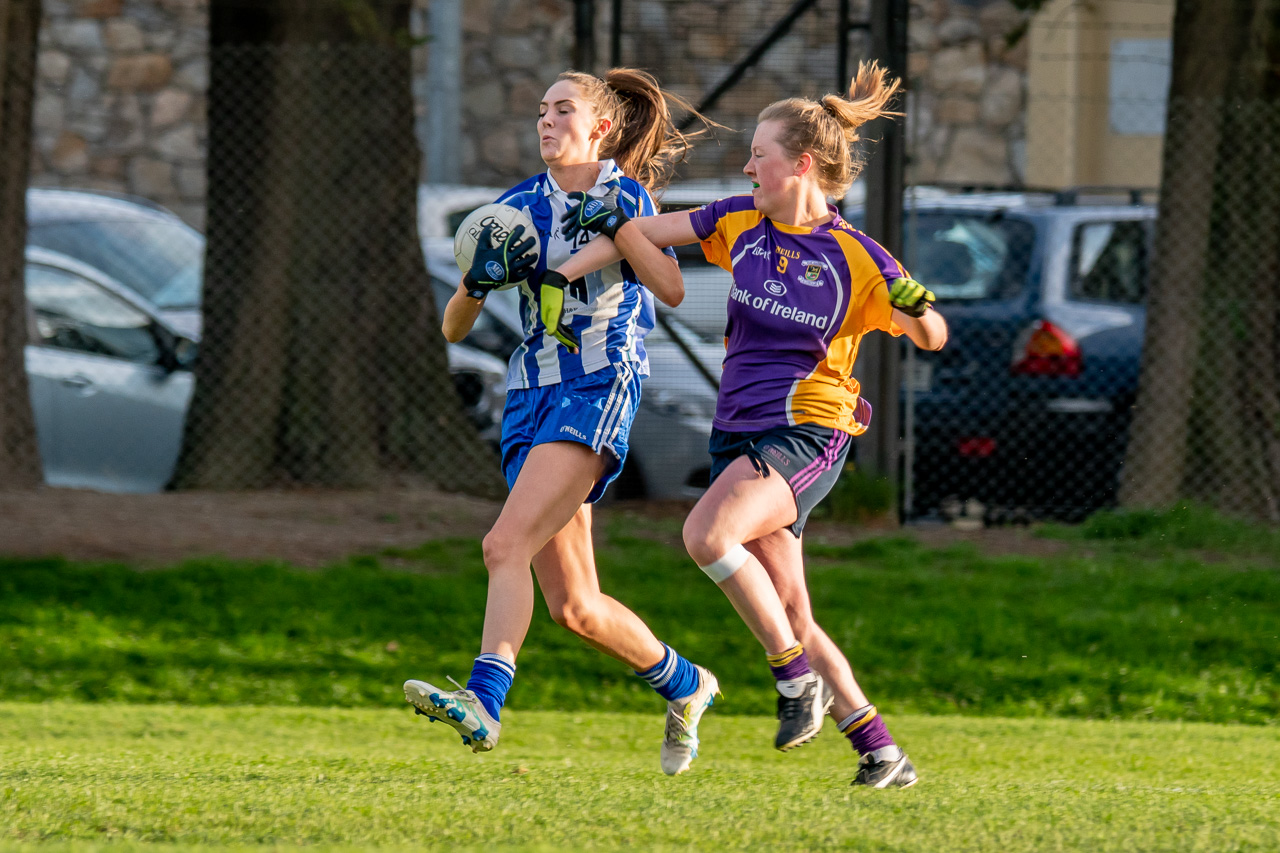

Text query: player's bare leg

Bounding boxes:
[405,442,603,751]
[747,528,916,787]
[683,456,828,750]
[534,497,719,775]
[746,530,868,721]
[479,441,606,660]
[682,455,801,655]
[533,503,665,670]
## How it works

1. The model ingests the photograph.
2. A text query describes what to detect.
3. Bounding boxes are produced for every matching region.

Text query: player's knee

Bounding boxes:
[681,516,723,567]
[548,596,598,638]
[481,528,526,574]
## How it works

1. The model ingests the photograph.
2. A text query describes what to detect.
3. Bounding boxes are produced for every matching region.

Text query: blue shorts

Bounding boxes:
[709,423,852,537]
[501,363,642,504]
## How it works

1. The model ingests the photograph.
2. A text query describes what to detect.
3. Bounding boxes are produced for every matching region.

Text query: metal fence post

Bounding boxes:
[425,0,462,184]
[574,0,596,72]
[857,0,908,517]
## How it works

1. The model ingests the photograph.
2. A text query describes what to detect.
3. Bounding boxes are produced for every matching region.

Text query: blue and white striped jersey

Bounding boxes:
[496,159,673,390]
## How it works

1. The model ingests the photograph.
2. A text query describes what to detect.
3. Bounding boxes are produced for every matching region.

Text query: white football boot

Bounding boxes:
[660,665,721,775]
[404,678,501,753]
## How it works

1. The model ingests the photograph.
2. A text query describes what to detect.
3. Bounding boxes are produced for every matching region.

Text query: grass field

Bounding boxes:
[3,703,1278,851]
[1,506,1277,850]
[1,507,1276,723]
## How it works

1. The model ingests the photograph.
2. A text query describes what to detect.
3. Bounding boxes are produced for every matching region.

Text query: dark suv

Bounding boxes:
[853,190,1155,521]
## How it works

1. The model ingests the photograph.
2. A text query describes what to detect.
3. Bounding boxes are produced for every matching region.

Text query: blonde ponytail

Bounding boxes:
[557,67,720,196]
[758,61,902,199]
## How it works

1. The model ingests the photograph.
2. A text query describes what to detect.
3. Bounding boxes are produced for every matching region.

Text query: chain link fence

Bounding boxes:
[14,0,1278,521]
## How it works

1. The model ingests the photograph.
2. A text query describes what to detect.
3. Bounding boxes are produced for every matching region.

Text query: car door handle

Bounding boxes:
[61,374,96,394]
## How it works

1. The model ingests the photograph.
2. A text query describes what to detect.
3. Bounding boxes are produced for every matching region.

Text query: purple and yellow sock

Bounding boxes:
[839,704,896,755]
[766,642,812,682]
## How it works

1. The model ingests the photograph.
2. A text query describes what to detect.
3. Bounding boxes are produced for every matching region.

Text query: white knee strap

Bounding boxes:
[699,544,750,583]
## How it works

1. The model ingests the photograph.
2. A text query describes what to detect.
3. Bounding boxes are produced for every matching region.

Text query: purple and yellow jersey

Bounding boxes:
[689,194,905,435]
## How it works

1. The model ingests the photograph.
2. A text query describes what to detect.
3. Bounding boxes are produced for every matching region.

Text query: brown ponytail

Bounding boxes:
[557,68,719,196]
[757,61,902,199]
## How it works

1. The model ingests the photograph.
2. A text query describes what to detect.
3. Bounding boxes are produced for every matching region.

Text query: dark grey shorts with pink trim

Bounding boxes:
[708,423,853,537]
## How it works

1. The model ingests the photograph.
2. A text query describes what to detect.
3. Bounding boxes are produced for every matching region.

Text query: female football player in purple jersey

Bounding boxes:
[559,62,946,788]
[404,69,726,776]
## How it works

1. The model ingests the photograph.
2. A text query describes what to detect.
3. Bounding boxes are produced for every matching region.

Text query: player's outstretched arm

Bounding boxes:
[629,209,701,249]
[886,277,947,351]
[555,208,701,306]
[892,307,948,351]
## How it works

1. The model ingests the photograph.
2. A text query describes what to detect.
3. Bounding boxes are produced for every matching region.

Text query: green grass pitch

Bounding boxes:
[1,506,1278,849]
[2,702,1278,851]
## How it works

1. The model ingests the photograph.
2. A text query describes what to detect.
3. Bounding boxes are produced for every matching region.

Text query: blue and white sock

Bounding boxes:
[635,643,700,702]
[466,653,516,721]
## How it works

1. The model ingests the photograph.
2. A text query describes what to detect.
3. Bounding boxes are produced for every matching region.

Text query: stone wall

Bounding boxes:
[907,0,1028,187]
[29,0,1030,226]
[449,0,1030,190]
[449,0,575,187]
[31,0,208,227]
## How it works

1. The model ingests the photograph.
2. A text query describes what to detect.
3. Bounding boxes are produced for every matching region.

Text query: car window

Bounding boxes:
[26,219,205,310]
[1069,220,1149,304]
[26,264,160,363]
[900,212,1035,300]
[430,277,523,358]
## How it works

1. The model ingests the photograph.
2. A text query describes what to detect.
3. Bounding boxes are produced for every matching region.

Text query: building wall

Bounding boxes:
[1025,0,1174,189]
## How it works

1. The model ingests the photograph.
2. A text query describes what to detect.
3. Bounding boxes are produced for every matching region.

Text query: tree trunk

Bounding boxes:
[1121,0,1280,521]
[175,0,504,495]
[1181,1,1280,520]
[0,0,42,489]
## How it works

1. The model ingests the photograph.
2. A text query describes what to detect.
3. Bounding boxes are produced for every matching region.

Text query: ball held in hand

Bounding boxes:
[454,203,541,291]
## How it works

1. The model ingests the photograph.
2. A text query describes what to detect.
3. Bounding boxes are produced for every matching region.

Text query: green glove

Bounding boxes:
[888,277,936,318]
[537,269,582,350]
[561,188,630,242]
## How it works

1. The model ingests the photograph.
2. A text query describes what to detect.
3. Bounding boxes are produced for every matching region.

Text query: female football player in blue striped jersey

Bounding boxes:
[404,69,722,776]
[557,63,946,788]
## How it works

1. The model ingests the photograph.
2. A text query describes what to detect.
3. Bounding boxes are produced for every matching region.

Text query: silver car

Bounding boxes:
[27,188,204,338]
[22,188,510,492]
[23,247,195,492]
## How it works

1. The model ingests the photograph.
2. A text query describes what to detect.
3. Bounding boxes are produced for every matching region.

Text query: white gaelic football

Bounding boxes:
[453,202,540,290]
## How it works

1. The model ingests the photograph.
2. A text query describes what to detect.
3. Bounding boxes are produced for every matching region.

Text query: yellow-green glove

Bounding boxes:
[888,277,936,318]
[537,269,581,350]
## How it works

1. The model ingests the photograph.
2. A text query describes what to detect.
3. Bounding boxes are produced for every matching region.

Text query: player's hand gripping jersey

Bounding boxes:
[496,159,673,390]
[690,194,905,435]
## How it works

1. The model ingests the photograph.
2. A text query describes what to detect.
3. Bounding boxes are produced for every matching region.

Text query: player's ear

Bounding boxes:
[593,117,613,140]
[795,151,814,178]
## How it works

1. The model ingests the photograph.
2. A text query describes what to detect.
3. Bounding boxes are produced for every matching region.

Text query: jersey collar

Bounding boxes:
[770,202,844,234]
[543,159,622,197]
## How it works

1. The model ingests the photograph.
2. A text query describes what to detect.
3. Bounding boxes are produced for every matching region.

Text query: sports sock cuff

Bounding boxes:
[635,643,676,686]
[468,654,517,721]
[475,653,516,677]
[766,643,805,667]
[638,644,700,702]
[839,705,877,733]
